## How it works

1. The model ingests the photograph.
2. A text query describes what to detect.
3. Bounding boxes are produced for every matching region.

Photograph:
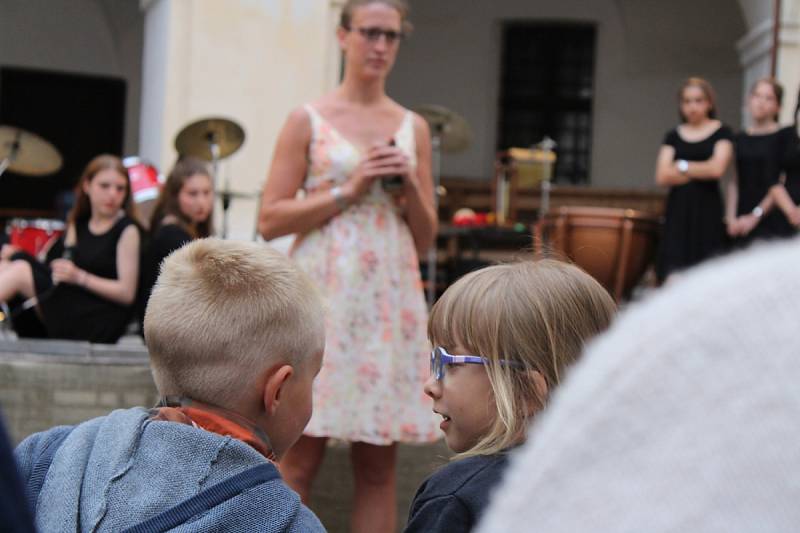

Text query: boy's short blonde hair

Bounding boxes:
[144,238,325,406]
[429,259,615,458]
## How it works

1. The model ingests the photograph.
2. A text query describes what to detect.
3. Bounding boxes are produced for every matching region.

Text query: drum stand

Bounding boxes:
[0,132,20,179]
[0,302,14,340]
[206,136,232,239]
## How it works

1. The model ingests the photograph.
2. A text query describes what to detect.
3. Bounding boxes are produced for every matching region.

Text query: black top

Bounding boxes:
[404,453,510,533]
[733,128,785,242]
[734,129,783,214]
[656,124,734,282]
[138,223,193,330]
[766,126,800,237]
[39,216,138,343]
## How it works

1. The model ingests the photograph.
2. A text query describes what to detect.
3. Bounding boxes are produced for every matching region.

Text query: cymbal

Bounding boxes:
[174,117,245,161]
[414,105,472,153]
[0,126,62,176]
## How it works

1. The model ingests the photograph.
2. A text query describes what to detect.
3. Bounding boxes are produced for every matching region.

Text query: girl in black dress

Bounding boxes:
[767,88,800,236]
[0,154,141,343]
[728,77,784,243]
[654,77,734,283]
[139,157,214,324]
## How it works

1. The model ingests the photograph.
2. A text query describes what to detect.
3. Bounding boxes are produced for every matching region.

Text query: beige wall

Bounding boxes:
[388,0,747,188]
[141,0,339,240]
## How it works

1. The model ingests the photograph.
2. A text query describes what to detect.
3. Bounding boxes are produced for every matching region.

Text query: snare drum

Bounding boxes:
[124,156,163,229]
[6,218,66,257]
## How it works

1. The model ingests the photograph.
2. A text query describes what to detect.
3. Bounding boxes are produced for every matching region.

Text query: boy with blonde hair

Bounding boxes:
[15,238,327,532]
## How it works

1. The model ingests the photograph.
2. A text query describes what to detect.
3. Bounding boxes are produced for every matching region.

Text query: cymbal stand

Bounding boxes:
[206,133,230,239]
[0,131,21,179]
[426,125,443,308]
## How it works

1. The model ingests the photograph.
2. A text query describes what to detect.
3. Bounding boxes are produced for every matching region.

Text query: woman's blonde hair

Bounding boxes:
[429,259,616,458]
[339,0,413,35]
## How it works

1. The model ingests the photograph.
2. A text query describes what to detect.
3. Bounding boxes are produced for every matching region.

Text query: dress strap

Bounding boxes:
[303,104,321,138]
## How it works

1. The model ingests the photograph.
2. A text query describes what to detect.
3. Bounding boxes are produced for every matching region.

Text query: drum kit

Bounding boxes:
[1,125,66,260]
[173,116,251,238]
[123,116,251,236]
[1,117,251,252]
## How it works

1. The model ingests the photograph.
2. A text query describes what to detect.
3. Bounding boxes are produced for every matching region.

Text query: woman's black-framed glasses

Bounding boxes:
[352,26,404,44]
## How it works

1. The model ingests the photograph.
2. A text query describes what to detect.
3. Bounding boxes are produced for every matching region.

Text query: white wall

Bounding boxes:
[388,0,747,188]
[0,0,143,155]
[140,0,336,241]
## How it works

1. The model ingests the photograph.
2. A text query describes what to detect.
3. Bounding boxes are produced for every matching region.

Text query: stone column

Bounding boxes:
[737,0,800,126]
[138,0,339,240]
[776,0,799,122]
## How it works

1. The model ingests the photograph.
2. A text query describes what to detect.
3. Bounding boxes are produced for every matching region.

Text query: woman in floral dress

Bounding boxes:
[258,1,438,531]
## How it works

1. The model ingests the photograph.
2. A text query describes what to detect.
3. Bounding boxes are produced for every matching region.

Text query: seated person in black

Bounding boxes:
[0,154,140,344]
[138,157,214,329]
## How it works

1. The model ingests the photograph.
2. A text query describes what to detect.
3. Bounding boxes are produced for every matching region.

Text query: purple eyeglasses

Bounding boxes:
[430,346,522,381]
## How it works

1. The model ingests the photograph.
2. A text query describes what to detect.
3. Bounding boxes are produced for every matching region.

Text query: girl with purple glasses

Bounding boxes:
[404,260,616,532]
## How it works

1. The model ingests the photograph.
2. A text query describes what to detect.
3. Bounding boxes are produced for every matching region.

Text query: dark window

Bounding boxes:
[0,67,126,212]
[498,23,596,184]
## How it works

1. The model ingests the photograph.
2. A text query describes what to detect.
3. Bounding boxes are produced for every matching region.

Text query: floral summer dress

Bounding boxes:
[290,104,439,445]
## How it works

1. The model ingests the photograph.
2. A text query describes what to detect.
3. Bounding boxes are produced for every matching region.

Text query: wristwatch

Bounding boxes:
[330,185,349,211]
[752,206,764,219]
[677,159,689,174]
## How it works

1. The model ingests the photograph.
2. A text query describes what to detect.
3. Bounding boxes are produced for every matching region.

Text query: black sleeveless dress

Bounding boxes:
[733,128,785,243]
[36,216,139,343]
[137,223,193,331]
[656,125,734,282]
[764,126,800,237]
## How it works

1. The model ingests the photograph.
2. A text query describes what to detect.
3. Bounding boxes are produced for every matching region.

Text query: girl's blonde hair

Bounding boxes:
[429,259,616,458]
[678,77,718,122]
[750,76,784,122]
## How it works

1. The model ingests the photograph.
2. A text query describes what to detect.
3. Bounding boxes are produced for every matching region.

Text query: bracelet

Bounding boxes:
[330,186,349,211]
[751,206,764,219]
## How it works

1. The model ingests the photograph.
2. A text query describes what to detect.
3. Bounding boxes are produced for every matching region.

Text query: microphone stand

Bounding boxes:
[426,124,443,309]
[207,134,230,239]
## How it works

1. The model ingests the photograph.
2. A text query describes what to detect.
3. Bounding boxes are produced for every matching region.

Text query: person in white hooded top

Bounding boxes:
[476,237,800,533]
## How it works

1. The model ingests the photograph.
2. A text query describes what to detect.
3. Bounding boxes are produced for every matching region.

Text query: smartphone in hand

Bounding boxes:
[381,139,404,193]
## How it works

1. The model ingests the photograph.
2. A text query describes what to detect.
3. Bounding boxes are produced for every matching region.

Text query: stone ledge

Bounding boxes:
[0,338,149,365]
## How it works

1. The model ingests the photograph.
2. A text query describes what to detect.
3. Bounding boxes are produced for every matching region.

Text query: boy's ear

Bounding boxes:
[262,364,294,415]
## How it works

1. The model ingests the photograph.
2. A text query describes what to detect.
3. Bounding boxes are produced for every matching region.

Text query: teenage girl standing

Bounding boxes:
[655,77,734,282]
